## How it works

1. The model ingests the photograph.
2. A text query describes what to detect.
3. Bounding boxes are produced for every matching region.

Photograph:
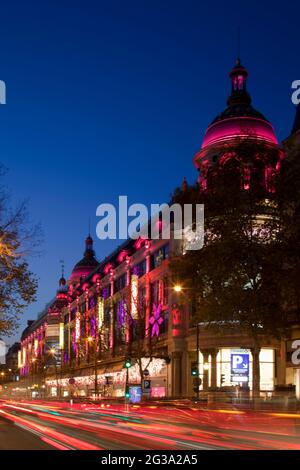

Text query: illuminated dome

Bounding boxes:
[202,116,277,148]
[69,235,98,284]
[194,59,278,169]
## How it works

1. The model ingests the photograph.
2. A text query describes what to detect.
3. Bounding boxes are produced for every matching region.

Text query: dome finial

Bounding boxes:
[236,26,241,67]
[59,259,66,287]
[182,177,188,192]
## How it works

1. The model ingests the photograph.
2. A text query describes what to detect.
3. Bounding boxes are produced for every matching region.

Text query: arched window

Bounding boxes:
[251,159,266,193]
[222,158,241,190]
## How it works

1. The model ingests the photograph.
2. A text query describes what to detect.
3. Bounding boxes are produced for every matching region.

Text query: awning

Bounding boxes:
[104,363,124,374]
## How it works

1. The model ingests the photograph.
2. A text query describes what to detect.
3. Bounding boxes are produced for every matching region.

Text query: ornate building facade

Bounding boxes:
[16,61,300,400]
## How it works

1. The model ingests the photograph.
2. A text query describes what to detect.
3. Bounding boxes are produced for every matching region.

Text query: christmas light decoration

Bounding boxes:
[18,350,22,368]
[131,274,138,319]
[117,300,127,327]
[98,297,104,330]
[75,312,80,341]
[22,347,26,366]
[59,323,64,349]
[45,358,166,388]
[149,303,164,337]
[34,338,38,356]
[91,315,97,337]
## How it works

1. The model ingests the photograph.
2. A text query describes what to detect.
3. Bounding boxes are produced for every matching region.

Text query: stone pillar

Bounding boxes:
[210,349,218,389]
[171,351,182,397]
[187,351,197,396]
[201,349,209,391]
[181,350,190,397]
[276,341,286,386]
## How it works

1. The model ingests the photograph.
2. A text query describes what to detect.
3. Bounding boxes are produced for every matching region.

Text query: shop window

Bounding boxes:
[152,244,169,269]
[133,259,147,277]
[114,273,127,293]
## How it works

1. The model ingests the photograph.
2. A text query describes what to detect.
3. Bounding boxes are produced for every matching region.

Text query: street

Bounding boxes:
[0,414,52,450]
[0,400,300,450]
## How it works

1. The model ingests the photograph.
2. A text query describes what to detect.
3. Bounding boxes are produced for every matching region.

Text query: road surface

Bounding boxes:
[0,399,300,450]
[0,415,53,450]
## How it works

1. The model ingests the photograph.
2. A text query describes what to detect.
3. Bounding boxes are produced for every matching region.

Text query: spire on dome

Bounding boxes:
[57,260,67,294]
[227,59,251,107]
[69,234,98,284]
[84,234,95,258]
[182,177,188,192]
[59,259,66,287]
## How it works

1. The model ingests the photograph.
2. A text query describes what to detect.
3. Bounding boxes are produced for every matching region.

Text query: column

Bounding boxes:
[210,349,218,389]
[276,341,286,386]
[171,351,182,397]
[201,349,209,391]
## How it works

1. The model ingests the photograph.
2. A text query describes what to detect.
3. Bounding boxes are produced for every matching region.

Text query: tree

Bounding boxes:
[274,140,300,320]
[170,139,288,395]
[0,168,40,336]
[117,279,164,393]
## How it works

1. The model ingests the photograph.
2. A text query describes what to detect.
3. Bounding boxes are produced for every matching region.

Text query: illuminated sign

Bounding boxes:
[18,350,22,368]
[129,385,142,403]
[22,347,26,365]
[131,274,138,319]
[231,351,249,383]
[75,312,81,341]
[98,297,104,330]
[59,323,64,349]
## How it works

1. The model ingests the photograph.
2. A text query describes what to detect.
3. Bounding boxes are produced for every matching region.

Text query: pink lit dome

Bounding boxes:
[202,116,278,148]
[194,59,278,170]
[69,235,98,284]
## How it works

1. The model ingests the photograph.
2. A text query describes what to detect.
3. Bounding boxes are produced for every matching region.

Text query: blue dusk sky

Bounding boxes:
[0,0,299,344]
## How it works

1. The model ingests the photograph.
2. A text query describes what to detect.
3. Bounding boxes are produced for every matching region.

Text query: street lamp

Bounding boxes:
[173,284,183,293]
[173,284,201,399]
[88,336,99,400]
[48,347,60,398]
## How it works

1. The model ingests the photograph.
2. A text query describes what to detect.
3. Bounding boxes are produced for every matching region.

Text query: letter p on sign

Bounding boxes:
[232,355,243,369]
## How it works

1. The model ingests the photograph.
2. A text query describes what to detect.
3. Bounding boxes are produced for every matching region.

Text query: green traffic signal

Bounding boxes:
[124,358,132,368]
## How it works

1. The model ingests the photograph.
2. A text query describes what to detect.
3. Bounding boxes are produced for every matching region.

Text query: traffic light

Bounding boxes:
[124,358,132,369]
[125,385,130,399]
[191,362,198,377]
[221,374,225,385]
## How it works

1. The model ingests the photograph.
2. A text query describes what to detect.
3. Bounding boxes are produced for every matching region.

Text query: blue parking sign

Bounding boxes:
[231,353,249,376]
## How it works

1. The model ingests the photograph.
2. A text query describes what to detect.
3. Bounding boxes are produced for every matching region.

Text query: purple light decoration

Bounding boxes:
[132,265,139,276]
[71,330,77,353]
[103,287,109,300]
[91,315,97,336]
[117,300,126,327]
[89,297,95,309]
[149,303,163,337]
[64,352,68,364]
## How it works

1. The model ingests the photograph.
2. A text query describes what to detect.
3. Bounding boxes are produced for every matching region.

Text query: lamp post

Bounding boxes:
[88,336,98,400]
[31,358,36,396]
[173,284,202,399]
[49,348,59,398]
